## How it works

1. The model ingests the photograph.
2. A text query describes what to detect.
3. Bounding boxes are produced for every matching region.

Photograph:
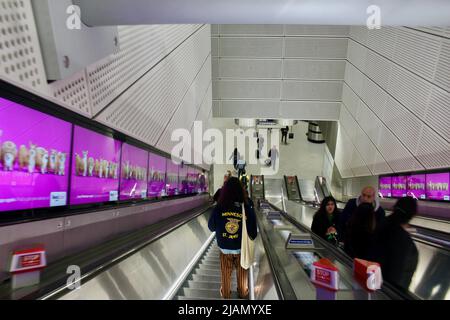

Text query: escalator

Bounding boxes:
[5,203,281,300]
[175,240,243,300]
[264,176,450,300]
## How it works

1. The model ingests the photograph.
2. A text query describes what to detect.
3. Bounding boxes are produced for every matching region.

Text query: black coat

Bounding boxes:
[370,216,418,291]
[338,198,386,242]
[311,211,340,243]
[213,188,221,202]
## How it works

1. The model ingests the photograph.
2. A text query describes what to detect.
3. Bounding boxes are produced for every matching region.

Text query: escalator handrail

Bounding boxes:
[38,203,215,300]
[255,203,298,300]
[268,201,420,301]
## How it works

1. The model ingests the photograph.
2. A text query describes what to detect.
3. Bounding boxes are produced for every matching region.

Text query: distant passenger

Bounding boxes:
[371,197,418,291]
[208,177,257,299]
[199,170,206,192]
[281,126,289,144]
[229,148,240,169]
[311,196,340,245]
[213,171,231,202]
[344,203,377,260]
[268,145,279,171]
[338,186,385,243]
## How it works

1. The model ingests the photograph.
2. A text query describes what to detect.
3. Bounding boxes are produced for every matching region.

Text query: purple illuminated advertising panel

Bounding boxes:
[148,153,166,198]
[166,159,179,196]
[70,126,121,205]
[378,176,392,198]
[119,144,148,201]
[392,176,407,198]
[179,165,188,195]
[187,167,198,194]
[426,172,450,201]
[0,97,72,211]
[407,174,426,200]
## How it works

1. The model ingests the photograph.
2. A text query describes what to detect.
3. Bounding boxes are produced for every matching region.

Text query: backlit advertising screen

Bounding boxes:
[198,170,207,193]
[392,175,407,198]
[166,159,179,196]
[0,97,72,211]
[148,153,166,198]
[426,172,450,201]
[70,126,121,205]
[186,167,198,194]
[407,174,426,200]
[378,176,392,198]
[119,143,148,201]
[179,165,188,195]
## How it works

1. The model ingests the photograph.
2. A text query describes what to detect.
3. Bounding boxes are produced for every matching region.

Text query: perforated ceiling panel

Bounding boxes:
[0,0,93,116]
[87,24,203,115]
[394,28,441,82]
[415,126,450,169]
[48,70,91,116]
[157,53,212,153]
[347,39,367,72]
[342,83,359,117]
[335,125,353,178]
[387,64,432,119]
[349,26,368,45]
[414,27,450,38]
[345,27,450,175]
[366,27,398,59]
[0,0,46,91]
[96,25,211,148]
[425,88,450,142]
[382,97,424,154]
[376,125,424,173]
[435,40,450,91]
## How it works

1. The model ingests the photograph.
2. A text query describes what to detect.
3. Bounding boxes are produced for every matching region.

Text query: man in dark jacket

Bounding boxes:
[370,197,418,291]
[338,186,385,243]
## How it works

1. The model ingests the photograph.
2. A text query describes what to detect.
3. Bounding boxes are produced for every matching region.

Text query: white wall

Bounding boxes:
[0,0,212,169]
[335,26,450,178]
[211,25,348,120]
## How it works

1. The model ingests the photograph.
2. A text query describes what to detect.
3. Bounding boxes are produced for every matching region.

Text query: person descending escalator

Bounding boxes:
[338,186,386,245]
[281,126,289,144]
[370,197,419,291]
[311,196,340,245]
[344,203,377,260]
[208,177,258,299]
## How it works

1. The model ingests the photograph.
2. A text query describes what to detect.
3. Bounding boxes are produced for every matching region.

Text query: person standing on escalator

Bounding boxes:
[208,177,258,299]
[311,196,340,245]
[370,197,418,291]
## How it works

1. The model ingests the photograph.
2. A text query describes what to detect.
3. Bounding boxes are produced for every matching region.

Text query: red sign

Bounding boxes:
[315,268,332,285]
[10,247,47,274]
[20,254,42,268]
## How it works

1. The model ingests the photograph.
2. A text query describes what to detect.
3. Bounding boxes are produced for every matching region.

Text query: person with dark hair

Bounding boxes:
[208,177,258,299]
[281,126,289,144]
[371,197,419,291]
[344,203,377,260]
[311,196,340,245]
[229,148,240,169]
[213,171,232,202]
[338,186,385,244]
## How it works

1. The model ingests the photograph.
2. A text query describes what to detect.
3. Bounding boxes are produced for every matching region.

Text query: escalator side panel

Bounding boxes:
[58,212,212,300]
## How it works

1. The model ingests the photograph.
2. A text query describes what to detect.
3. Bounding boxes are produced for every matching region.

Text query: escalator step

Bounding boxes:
[192,274,237,284]
[187,280,221,290]
[179,288,242,300]
[194,268,237,278]
[181,287,222,299]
